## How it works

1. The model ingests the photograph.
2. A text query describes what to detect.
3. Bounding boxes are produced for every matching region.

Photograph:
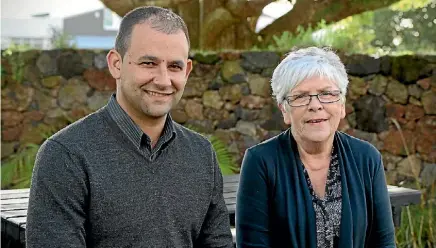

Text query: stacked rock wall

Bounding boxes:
[1,50,435,185]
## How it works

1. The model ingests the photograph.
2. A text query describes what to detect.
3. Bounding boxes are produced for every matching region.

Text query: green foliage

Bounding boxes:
[1,144,40,189]
[2,42,32,55]
[208,135,239,175]
[184,125,239,175]
[390,0,433,11]
[267,25,317,51]
[265,15,377,54]
[391,118,436,247]
[372,0,436,55]
[50,27,77,49]
[262,0,435,56]
[1,43,31,84]
[395,189,436,247]
[1,125,57,189]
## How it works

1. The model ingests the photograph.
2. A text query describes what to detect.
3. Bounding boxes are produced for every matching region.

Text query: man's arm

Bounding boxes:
[195,148,233,248]
[26,139,89,247]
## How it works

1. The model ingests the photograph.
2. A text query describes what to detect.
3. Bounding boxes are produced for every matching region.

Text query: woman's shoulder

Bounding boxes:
[246,130,289,156]
[336,131,382,163]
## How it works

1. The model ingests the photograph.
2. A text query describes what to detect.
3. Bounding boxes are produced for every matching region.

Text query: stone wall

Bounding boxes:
[1,50,435,185]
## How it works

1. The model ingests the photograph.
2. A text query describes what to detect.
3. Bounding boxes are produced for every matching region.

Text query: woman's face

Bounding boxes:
[281,75,346,144]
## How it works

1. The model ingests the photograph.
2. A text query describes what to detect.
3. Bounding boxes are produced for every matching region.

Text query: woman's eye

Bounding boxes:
[294,94,307,100]
[321,92,333,96]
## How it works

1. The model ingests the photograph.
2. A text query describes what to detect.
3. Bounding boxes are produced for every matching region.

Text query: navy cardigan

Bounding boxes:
[236,129,395,248]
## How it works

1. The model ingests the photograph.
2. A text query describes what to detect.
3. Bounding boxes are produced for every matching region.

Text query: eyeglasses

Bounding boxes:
[284,90,342,107]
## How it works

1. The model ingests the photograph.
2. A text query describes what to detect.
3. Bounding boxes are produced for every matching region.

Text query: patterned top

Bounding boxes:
[302,147,342,248]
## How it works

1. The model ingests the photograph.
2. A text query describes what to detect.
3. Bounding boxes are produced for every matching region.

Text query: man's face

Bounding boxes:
[111,22,192,120]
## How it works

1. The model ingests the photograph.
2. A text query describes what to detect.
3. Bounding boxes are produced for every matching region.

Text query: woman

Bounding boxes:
[235,47,395,248]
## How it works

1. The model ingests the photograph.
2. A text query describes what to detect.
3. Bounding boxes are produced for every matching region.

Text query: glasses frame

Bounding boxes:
[284,90,342,107]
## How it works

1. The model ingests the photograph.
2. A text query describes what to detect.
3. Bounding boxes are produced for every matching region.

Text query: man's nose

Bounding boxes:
[153,64,171,86]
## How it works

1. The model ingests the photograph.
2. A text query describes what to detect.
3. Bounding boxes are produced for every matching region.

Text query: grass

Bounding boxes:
[391,118,436,247]
[395,193,436,248]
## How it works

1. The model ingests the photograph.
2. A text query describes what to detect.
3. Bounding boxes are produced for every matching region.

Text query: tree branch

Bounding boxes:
[225,0,272,19]
[100,0,191,16]
[259,0,402,42]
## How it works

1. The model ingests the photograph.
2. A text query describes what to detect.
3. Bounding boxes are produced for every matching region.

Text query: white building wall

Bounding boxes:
[1,18,63,49]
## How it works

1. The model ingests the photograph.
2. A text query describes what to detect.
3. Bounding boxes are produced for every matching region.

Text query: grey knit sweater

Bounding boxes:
[26,98,233,248]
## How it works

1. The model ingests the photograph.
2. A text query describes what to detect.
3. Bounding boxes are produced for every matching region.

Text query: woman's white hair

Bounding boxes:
[271,47,348,106]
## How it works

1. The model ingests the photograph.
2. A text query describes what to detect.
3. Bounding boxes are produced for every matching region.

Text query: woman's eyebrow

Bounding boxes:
[291,86,336,95]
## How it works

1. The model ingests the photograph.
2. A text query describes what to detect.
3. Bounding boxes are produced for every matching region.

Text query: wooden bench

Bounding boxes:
[1,174,421,247]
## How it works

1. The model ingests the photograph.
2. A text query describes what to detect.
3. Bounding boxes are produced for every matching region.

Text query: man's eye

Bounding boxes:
[169,64,182,70]
[140,61,155,66]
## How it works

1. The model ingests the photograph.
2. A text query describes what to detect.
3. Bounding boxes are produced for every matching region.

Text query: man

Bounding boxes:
[26,6,233,248]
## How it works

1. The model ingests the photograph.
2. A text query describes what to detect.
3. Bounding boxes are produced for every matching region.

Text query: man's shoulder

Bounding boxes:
[172,122,212,148]
[50,109,107,147]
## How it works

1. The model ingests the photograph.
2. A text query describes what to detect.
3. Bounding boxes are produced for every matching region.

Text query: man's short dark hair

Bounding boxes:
[115,6,190,59]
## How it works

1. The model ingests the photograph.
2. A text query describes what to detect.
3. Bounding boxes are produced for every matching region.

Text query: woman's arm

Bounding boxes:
[236,149,272,248]
[367,154,396,247]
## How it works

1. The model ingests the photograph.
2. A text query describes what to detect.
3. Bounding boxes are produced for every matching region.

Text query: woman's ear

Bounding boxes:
[279,103,292,125]
[106,49,122,80]
[340,100,346,119]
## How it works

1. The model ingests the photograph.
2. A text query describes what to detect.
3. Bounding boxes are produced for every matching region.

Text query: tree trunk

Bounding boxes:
[177,1,200,49]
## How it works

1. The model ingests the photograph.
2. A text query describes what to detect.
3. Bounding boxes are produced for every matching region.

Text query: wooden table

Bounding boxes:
[1,175,421,247]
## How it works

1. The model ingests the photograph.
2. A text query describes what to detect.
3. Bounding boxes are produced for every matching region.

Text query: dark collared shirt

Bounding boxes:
[107,94,175,159]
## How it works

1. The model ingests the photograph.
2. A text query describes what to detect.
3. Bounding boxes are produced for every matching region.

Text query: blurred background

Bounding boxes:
[1,0,435,247]
[1,0,436,54]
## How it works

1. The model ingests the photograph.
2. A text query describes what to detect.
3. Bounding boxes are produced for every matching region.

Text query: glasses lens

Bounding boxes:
[289,95,309,106]
[319,91,341,102]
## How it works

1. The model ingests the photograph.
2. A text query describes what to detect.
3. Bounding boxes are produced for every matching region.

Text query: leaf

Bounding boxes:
[1,129,57,189]
[184,125,239,175]
[1,158,18,188]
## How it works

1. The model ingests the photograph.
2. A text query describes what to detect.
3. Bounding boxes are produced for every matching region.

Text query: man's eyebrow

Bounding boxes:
[137,55,158,61]
[136,56,185,67]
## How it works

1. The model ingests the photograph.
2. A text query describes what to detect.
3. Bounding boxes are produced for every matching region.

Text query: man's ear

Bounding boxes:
[107,49,122,80]
[185,58,193,79]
